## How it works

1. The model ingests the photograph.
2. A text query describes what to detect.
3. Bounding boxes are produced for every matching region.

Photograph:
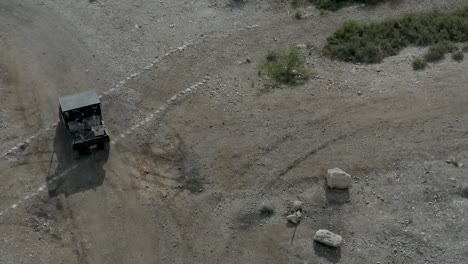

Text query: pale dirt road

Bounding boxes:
[1,0,468,263]
[0,0,106,152]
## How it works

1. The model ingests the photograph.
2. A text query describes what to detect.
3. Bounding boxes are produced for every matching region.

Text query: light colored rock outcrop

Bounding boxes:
[314,229,343,247]
[327,168,352,189]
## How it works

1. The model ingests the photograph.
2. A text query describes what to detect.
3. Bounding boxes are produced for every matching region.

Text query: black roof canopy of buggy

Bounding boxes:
[59,90,100,112]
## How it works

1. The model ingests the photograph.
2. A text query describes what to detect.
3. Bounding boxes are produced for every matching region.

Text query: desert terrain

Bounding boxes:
[1,0,468,263]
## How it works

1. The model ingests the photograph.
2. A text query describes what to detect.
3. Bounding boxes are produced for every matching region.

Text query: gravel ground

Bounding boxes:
[1,0,468,263]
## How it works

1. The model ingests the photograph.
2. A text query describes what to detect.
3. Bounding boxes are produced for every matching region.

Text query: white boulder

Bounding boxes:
[327,168,352,189]
[314,229,343,247]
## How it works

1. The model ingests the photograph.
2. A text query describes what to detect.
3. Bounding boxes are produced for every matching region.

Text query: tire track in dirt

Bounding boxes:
[0,24,260,161]
[274,126,370,179]
[0,77,209,218]
[0,22,266,218]
[0,165,77,217]
[0,42,193,160]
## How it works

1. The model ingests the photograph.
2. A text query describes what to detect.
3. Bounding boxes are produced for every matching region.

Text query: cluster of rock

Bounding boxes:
[284,168,352,248]
[312,168,351,247]
[286,200,303,225]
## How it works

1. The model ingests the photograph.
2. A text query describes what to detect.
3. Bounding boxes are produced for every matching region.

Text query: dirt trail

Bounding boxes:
[1,0,468,263]
[0,0,104,151]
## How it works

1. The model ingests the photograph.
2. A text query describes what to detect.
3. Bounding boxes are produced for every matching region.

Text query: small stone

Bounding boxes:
[462,184,468,197]
[295,211,302,218]
[446,159,463,167]
[314,229,343,247]
[245,58,251,63]
[327,168,352,189]
[292,200,303,212]
[296,44,307,49]
[286,214,300,225]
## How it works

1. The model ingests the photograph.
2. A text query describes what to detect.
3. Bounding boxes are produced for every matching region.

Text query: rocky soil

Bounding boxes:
[1,0,468,263]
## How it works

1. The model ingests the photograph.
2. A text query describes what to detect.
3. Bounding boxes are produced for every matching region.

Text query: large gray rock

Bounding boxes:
[327,168,352,189]
[314,229,343,247]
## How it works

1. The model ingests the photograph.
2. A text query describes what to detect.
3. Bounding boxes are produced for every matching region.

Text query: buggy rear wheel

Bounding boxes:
[98,140,110,151]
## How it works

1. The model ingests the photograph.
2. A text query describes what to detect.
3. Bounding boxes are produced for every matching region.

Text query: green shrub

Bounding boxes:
[424,41,457,62]
[266,50,278,62]
[311,0,389,10]
[259,205,275,217]
[291,0,306,8]
[412,57,427,70]
[452,50,464,62]
[258,46,310,85]
[462,44,468,53]
[324,6,468,63]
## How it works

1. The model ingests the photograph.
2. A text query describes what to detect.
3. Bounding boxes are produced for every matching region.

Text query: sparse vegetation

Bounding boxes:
[294,9,305,19]
[291,0,306,8]
[462,44,468,53]
[258,45,310,85]
[259,205,275,217]
[452,50,464,62]
[311,0,390,10]
[412,57,427,70]
[292,0,389,11]
[423,41,457,62]
[324,6,468,63]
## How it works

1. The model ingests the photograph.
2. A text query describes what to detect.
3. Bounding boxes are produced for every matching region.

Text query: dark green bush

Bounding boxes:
[294,9,305,19]
[452,50,464,62]
[311,0,390,10]
[259,206,275,217]
[258,46,310,85]
[462,44,468,53]
[291,0,306,8]
[266,50,278,62]
[424,41,457,62]
[412,57,427,70]
[324,6,468,63]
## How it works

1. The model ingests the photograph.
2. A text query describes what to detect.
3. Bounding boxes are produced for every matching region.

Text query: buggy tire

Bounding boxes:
[99,141,110,151]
